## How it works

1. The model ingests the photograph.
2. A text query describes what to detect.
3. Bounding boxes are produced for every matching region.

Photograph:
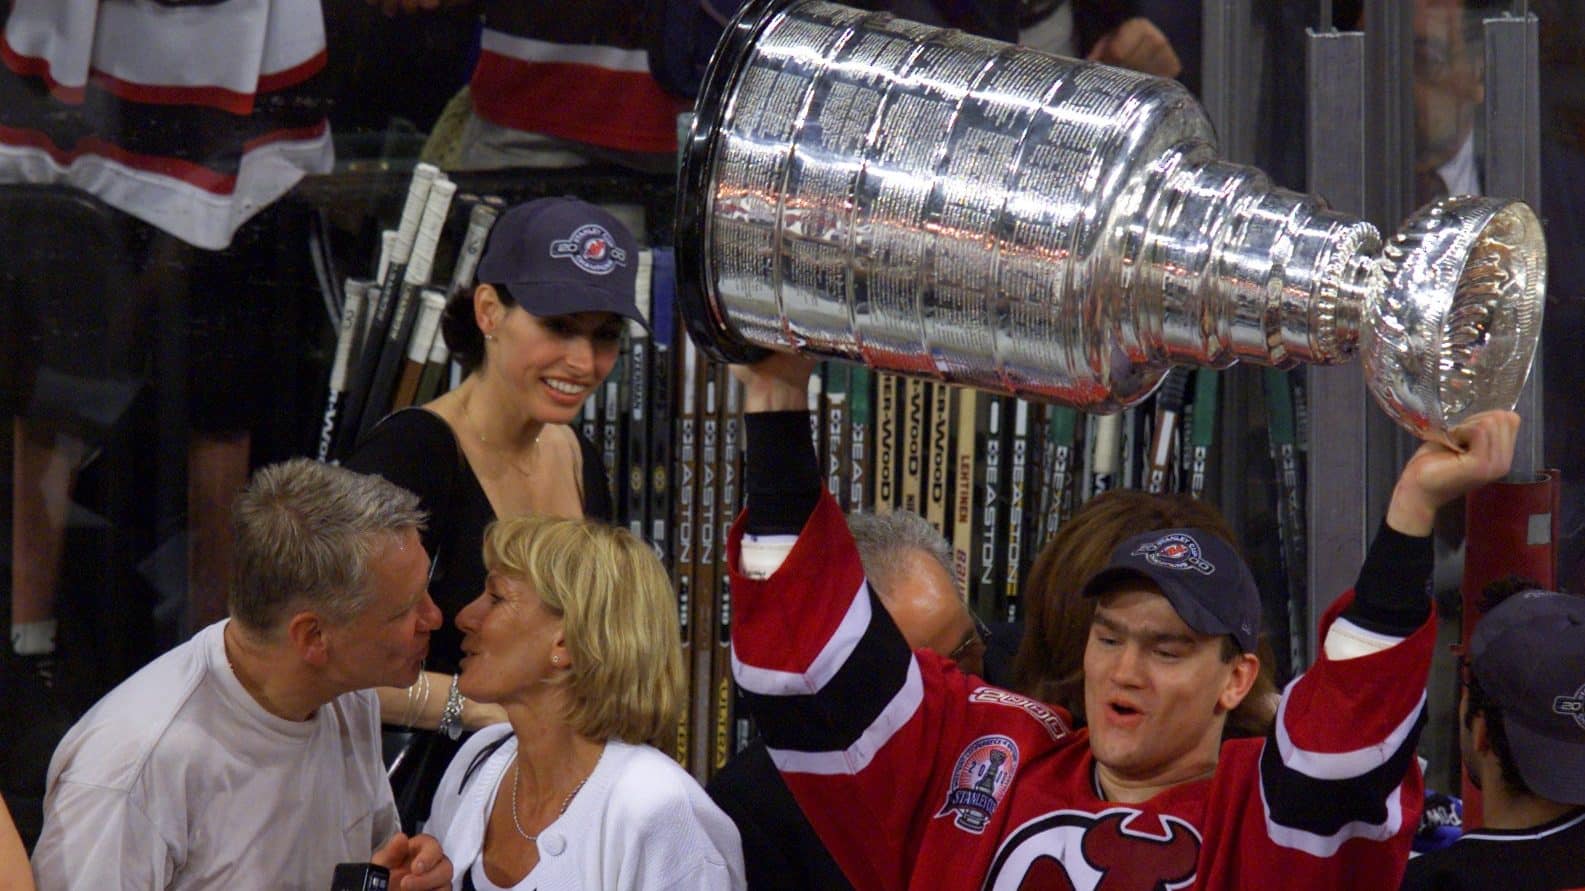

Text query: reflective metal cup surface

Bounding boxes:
[675,0,1547,444]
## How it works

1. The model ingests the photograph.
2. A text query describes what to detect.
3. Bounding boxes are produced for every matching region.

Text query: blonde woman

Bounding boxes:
[427,515,743,890]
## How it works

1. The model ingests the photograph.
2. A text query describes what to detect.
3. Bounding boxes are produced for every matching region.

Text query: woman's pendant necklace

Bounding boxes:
[509,763,590,843]
[463,396,542,481]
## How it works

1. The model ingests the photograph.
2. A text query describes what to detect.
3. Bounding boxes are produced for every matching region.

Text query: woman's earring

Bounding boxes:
[484,332,496,342]
[551,654,561,667]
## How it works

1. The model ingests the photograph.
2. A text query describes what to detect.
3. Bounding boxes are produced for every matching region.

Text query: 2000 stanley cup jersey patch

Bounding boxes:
[937,735,1020,833]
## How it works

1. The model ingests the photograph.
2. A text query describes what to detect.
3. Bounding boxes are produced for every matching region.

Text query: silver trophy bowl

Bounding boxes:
[674,0,1546,445]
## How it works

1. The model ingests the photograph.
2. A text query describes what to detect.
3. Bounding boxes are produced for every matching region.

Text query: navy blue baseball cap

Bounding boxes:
[1469,589,1585,805]
[1080,528,1262,653]
[475,197,646,326]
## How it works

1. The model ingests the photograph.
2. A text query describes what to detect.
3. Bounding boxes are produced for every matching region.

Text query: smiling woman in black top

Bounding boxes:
[346,196,640,827]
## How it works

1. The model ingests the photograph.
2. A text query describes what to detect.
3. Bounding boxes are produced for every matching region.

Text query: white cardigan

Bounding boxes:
[428,724,745,891]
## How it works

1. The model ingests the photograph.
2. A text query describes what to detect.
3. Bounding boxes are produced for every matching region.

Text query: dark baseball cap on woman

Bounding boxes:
[1080,528,1262,653]
[475,197,646,325]
[1469,589,1585,805]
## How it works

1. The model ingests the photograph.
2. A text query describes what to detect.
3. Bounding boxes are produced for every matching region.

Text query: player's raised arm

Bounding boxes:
[1337,409,1520,657]
[726,354,948,890]
[1257,410,1518,871]
[732,352,822,540]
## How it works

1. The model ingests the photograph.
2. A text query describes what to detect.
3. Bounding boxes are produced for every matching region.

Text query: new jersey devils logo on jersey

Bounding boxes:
[984,808,1201,891]
[550,223,628,275]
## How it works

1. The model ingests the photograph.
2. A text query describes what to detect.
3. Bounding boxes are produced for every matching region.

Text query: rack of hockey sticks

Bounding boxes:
[317,164,499,462]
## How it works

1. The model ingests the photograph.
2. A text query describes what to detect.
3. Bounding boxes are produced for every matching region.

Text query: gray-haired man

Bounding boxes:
[33,459,452,890]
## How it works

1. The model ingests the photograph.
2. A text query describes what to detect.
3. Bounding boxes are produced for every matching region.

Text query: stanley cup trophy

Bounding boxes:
[674,0,1547,445]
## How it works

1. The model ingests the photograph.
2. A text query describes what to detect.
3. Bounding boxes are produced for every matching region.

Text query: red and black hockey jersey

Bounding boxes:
[0,0,332,249]
[471,1,686,156]
[728,491,1432,890]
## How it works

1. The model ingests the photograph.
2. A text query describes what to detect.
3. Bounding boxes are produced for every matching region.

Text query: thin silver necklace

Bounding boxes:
[510,763,589,843]
[462,395,543,480]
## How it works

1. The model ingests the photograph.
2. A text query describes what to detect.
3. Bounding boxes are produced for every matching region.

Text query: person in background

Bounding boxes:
[346,196,635,827]
[32,459,452,890]
[1011,488,1279,738]
[708,508,987,891]
[1410,0,1486,204]
[3,0,336,645]
[451,1,686,174]
[3,0,334,843]
[426,514,744,890]
[1399,585,1585,890]
[3,0,333,660]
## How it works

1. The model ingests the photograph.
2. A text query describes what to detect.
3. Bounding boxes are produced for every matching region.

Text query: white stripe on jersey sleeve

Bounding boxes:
[766,657,924,776]
[1323,616,1406,661]
[732,577,872,696]
[1273,683,1426,780]
[1260,774,1408,857]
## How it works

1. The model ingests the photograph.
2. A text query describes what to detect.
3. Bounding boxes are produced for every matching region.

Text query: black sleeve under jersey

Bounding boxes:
[1342,521,1433,637]
[744,410,822,537]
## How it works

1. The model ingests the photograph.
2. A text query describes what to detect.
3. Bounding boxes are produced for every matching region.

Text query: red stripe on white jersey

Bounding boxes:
[0,124,237,193]
[85,49,327,116]
[2,0,325,113]
[0,36,86,104]
[0,119,327,195]
[0,122,331,249]
[480,29,651,73]
[470,49,682,154]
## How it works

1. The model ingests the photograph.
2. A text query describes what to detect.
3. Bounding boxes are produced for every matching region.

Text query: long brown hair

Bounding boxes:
[1011,489,1278,737]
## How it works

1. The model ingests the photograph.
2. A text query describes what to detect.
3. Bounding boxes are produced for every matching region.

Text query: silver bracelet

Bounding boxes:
[416,671,432,727]
[438,673,464,740]
[400,675,420,728]
[402,670,430,729]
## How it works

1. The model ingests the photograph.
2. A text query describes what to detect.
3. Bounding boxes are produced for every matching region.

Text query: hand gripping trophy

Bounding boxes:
[675,0,1545,447]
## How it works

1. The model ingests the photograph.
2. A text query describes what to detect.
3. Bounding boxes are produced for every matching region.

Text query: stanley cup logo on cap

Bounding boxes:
[550,224,628,276]
[1133,533,1216,575]
[1556,684,1585,730]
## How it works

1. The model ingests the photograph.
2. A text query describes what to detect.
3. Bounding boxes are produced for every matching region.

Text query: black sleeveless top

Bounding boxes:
[346,408,613,672]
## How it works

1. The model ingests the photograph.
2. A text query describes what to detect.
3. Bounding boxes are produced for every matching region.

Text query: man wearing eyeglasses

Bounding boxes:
[725,352,1518,891]
[708,507,991,891]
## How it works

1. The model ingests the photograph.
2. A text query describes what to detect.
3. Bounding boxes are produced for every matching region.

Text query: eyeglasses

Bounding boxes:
[948,614,993,665]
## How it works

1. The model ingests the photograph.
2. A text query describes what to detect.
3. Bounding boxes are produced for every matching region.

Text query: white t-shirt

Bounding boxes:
[32,620,399,891]
[428,724,744,891]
